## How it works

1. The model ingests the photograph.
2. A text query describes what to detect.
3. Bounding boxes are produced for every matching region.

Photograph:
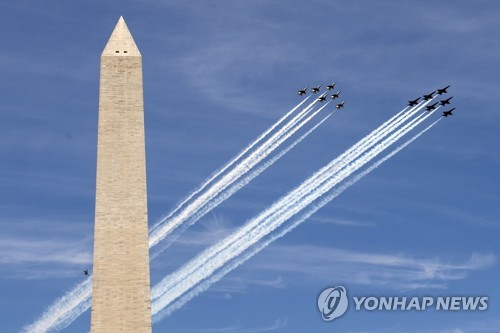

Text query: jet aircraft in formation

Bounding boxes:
[331,91,341,100]
[423,91,435,101]
[311,85,322,94]
[317,93,328,103]
[408,97,420,106]
[442,108,455,117]
[326,82,337,90]
[336,101,346,109]
[440,96,453,106]
[297,82,346,109]
[426,102,439,111]
[410,85,455,117]
[297,87,307,96]
[437,85,450,95]
[422,85,451,100]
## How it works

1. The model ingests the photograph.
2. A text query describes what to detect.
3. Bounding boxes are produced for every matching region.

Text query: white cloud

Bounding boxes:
[233,244,495,291]
[170,317,288,333]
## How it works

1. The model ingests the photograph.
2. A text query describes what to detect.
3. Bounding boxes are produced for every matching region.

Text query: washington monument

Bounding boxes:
[91,17,152,332]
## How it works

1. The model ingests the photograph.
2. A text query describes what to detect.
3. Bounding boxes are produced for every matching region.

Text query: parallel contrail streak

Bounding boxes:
[151,111,333,259]
[150,101,431,299]
[148,97,320,248]
[23,97,437,332]
[244,98,433,231]
[149,97,312,234]
[23,98,327,333]
[155,118,442,319]
[22,279,91,333]
[149,100,330,259]
[263,102,434,224]
[151,110,436,315]
[150,101,332,297]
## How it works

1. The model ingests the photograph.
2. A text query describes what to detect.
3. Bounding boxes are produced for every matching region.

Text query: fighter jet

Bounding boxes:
[84,270,89,277]
[297,87,308,96]
[326,82,337,90]
[442,108,455,117]
[439,96,453,106]
[311,85,321,94]
[425,102,439,111]
[408,97,420,106]
[331,91,341,100]
[437,85,450,95]
[423,91,435,101]
[336,101,346,109]
[317,93,328,103]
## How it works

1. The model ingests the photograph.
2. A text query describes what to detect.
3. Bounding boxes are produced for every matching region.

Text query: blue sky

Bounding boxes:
[1,1,499,332]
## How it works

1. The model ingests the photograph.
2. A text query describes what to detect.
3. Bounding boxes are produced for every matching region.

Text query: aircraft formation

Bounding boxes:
[407,85,455,117]
[297,82,346,109]
[298,83,454,117]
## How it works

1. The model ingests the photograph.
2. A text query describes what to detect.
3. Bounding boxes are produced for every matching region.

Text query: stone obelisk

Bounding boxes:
[91,17,152,332]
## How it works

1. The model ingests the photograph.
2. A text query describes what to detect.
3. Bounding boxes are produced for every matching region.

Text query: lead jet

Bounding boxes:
[336,101,346,109]
[437,85,450,95]
[440,96,453,106]
[442,108,455,117]
[326,82,337,90]
[297,87,308,95]
[331,91,341,100]
[84,270,89,277]
[317,93,328,103]
[311,85,322,94]
[423,91,435,101]
[425,102,438,111]
[408,97,420,106]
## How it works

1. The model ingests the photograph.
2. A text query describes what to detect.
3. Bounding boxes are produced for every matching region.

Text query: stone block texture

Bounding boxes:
[90,17,152,333]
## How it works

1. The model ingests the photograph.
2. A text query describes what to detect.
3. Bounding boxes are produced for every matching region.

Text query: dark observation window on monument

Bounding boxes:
[124,51,128,53]
[115,50,120,53]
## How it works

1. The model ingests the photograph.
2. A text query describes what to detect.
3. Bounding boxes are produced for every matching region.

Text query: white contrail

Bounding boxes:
[23,99,435,332]
[148,97,320,248]
[149,97,312,235]
[245,98,433,229]
[23,98,324,333]
[149,100,329,258]
[21,279,92,333]
[151,111,334,259]
[265,106,434,224]
[151,110,436,313]
[154,118,443,319]
[150,102,431,299]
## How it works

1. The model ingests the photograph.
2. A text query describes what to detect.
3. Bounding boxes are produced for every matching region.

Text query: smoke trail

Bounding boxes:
[150,103,431,299]
[23,100,435,332]
[151,111,334,260]
[148,97,320,248]
[154,118,442,320]
[151,110,436,313]
[21,279,92,333]
[24,98,324,333]
[240,98,433,235]
[149,97,312,235]
[150,102,331,258]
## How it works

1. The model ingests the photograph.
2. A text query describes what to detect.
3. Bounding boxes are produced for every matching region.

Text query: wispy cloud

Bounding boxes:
[210,275,286,296]
[311,215,376,227]
[0,219,92,280]
[170,317,287,333]
[338,318,500,333]
[0,237,91,266]
[233,244,495,291]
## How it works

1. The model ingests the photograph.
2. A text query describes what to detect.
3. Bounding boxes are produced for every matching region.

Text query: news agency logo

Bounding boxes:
[317,286,349,321]
[317,285,489,322]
